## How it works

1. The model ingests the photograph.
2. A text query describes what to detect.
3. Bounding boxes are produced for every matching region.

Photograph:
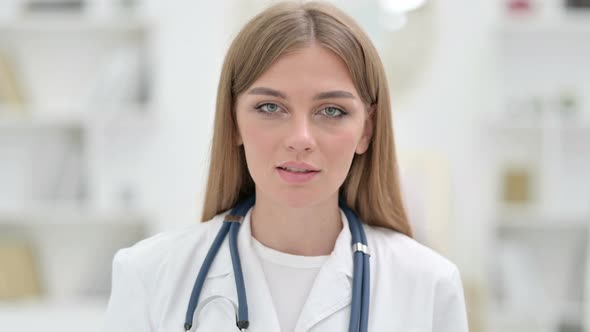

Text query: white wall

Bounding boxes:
[140,0,235,232]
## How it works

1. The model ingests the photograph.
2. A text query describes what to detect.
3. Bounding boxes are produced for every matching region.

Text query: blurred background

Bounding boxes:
[0,0,588,331]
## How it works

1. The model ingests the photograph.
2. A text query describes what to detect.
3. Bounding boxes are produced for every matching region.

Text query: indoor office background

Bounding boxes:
[0,0,588,331]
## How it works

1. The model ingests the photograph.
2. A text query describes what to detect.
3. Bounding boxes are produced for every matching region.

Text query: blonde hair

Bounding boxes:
[201,0,413,238]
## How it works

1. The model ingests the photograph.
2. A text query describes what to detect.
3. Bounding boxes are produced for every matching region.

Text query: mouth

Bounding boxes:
[276,166,321,184]
[276,166,320,174]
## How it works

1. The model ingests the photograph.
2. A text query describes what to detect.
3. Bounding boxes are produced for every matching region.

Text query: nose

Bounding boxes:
[285,114,316,152]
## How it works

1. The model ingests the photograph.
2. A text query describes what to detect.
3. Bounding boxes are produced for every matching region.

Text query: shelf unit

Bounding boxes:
[486,116,590,332]
[0,3,156,331]
[489,214,589,332]
[488,5,590,332]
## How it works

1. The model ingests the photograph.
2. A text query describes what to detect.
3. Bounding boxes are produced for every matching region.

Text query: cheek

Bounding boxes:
[239,118,277,169]
[323,130,360,174]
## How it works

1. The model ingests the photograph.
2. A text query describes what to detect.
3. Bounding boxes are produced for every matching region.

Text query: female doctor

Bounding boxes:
[105,1,469,331]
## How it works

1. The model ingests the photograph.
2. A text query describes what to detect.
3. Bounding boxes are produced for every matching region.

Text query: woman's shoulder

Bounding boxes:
[111,210,230,277]
[364,223,459,279]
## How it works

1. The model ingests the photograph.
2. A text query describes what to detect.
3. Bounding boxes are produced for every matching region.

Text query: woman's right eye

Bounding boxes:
[255,103,282,115]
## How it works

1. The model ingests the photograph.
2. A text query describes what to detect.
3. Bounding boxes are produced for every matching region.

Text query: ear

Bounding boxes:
[355,104,375,155]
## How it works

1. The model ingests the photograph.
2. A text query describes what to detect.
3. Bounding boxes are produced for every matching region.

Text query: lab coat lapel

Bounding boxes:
[294,209,354,331]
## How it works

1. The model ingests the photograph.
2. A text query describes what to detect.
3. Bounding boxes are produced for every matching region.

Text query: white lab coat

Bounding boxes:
[104,207,469,331]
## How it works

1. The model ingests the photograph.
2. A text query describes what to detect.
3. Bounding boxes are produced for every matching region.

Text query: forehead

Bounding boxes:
[248,44,358,95]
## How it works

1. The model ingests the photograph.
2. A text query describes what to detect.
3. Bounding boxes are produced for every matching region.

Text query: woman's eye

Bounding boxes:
[255,103,281,114]
[319,106,346,118]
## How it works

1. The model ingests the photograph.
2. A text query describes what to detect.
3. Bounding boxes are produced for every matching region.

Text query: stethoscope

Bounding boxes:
[183,195,371,332]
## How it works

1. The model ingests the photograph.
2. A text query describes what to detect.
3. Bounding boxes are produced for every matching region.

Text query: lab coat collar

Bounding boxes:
[203,205,356,331]
[205,206,354,279]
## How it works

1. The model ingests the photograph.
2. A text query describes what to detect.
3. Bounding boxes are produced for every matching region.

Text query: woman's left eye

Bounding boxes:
[255,103,282,114]
[319,107,346,118]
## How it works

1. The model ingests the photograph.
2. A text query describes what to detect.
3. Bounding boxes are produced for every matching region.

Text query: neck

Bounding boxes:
[250,191,342,256]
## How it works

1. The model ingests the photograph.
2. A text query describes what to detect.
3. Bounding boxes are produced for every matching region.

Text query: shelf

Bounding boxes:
[0,108,85,130]
[0,297,108,332]
[0,295,108,309]
[498,14,590,37]
[0,104,157,131]
[486,117,590,134]
[0,16,151,34]
[489,299,585,324]
[496,214,590,230]
[489,309,584,332]
[0,202,150,225]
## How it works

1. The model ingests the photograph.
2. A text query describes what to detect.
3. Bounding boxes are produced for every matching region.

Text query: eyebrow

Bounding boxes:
[247,87,356,100]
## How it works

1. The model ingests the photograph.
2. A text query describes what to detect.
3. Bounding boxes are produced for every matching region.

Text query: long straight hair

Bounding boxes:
[201,1,412,238]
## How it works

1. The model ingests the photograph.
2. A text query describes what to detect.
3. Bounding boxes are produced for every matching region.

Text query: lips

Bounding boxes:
[276,161,320,172]
[276,167,320,184]
[277,166,319,173]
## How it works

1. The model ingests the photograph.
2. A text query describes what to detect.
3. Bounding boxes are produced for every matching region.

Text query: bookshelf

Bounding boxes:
[0,2,156,331]
[487,3,590,331]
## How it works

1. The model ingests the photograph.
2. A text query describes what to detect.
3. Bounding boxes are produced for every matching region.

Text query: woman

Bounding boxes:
[105,1,469,331]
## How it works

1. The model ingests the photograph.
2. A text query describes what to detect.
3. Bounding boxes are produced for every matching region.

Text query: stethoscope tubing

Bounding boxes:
[185,195,370,332]
[340,198,370,332]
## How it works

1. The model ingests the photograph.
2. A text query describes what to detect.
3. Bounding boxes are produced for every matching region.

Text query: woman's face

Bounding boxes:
[235,43,373,208]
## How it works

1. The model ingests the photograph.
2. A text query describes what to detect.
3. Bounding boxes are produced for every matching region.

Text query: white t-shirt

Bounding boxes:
[251,237,330,332]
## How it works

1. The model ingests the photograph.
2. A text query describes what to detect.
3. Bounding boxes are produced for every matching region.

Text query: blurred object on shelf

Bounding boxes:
[503,95,543,126]
[495,228,587,309]
[0,240,41,299]
[23,0,85,15]
[502,167,533,205]
[87,0,140,18]
[503,88,586,128]
[557,89,581,120]
[0,51,27,113]
[566,0,590,9]
[110,0,139,15]
[505,0,535,15]
[558,318,584,332]
[118,184,137,209]
[83,46,149,111]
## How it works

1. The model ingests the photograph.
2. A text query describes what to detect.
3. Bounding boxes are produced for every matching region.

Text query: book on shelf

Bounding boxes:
[0,240,42,299]
[0,51,27,114]
[22,0,85,15]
